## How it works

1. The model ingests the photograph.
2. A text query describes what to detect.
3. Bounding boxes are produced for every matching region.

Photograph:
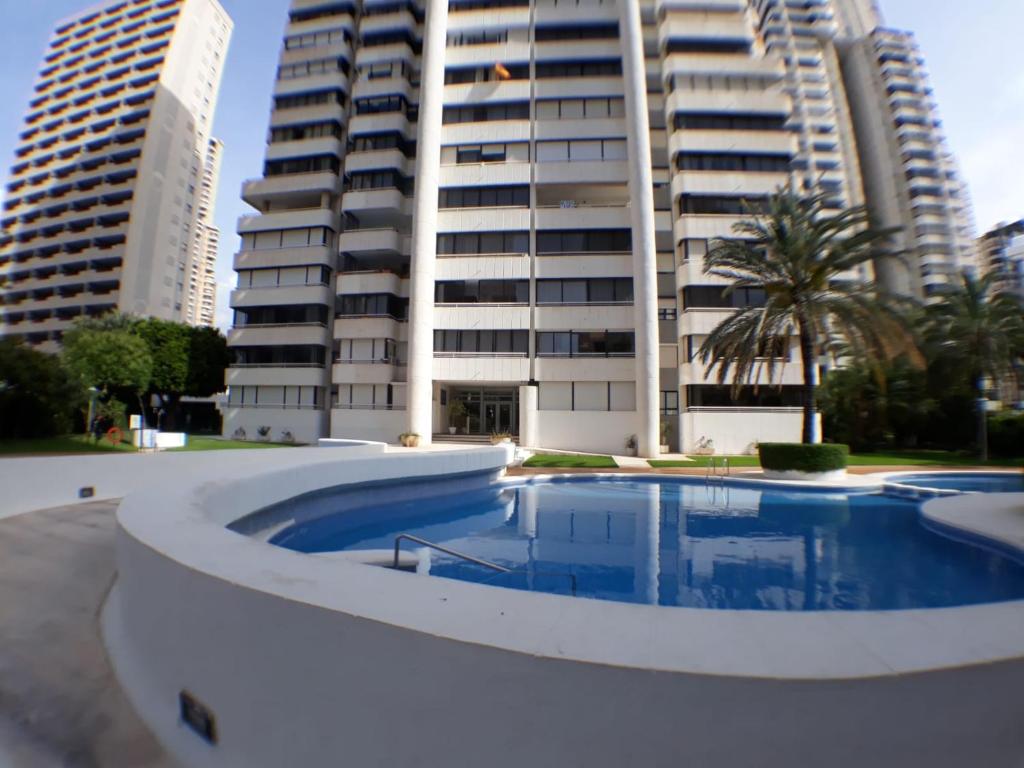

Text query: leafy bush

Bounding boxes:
[988,412,1024,458]
[759,442,849,473]
[0,339,80,438]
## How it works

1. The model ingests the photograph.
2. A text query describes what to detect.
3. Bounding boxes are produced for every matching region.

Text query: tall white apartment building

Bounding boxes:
[183,136,223,326]
[0,0,233,348]
[223,0,975,454]
[841,26,978,298]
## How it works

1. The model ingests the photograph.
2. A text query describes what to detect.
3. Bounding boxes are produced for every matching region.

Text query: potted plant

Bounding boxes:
[446,399,468,435]
[399,432,420,448]
[256,425,271,442]
[490,430,513,445]
[625,434,638,457]
[659,421,672,454]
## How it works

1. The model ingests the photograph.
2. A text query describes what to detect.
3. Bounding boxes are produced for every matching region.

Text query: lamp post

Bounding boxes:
[86,386,99,437]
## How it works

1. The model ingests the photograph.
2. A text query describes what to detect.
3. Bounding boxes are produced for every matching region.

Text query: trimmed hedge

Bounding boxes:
[758,443,849,473]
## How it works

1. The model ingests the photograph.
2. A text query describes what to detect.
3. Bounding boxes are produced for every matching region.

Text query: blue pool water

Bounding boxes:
[265,477,1024,611]
[892,472,1024,494]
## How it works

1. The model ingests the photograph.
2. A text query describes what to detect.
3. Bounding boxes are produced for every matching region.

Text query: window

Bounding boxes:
[682,285,766,309]
[278,57,349,80]
[536,331,635,357]
[536,97,625,120]
[679,195,767,215]
[347,170,412,193]
[676,152,791,173]
[454,143,512,163]
[535,24,618,41]
[435,280,528,303]
[231,345,326,367]
[442,102,529,124]
[439,186,528,208]
[539,382,635,411]
[233,304,328,326]
[274,90,345,110]
[665,39,750,55]
[536,278,633,304]
[536,60,621,78]
[354,95,409,115]
[433,329,529,355]
[536,139,627,162]
[660,390,679,414]
[536,229,631,254]
[240,227,331,251]
[436,231,528,255]
[444,64,528,84]
[350,132,413,155]
[284,28,350,50]
[337,293,406,318]
[236,265,331,288]
[686,386,805,408]
[673,112,788,131]
[270,121,342,143]
[264,155,340,176]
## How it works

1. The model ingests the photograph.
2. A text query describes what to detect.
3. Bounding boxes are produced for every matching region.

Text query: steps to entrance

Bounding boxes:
[431,434,500,445]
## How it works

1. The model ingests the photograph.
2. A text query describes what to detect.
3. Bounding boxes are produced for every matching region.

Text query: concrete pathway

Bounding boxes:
[0,502,174,767]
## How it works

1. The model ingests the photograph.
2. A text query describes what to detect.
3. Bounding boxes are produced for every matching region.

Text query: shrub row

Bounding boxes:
[758,443,849,473]
[989,412,1024,459]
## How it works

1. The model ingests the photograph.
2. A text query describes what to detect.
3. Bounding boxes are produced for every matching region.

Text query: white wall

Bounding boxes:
[683,409,811,454]
[330,409,407,444]
[102,447,1024,768]
[221,407,327,445]
[534,410,640,455]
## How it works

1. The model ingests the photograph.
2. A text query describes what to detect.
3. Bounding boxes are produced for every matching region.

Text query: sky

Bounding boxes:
[1,0,1023,330]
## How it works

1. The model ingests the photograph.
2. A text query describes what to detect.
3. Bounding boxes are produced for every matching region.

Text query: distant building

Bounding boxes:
[979,220,1024,298]
[0,0,233,349]
[183,137,223,327]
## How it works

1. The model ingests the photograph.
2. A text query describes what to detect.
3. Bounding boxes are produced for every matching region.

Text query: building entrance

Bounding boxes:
[448,387,518,436]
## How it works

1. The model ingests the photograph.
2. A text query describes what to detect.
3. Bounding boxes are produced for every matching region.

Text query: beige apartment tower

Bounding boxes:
[0,0,233,348]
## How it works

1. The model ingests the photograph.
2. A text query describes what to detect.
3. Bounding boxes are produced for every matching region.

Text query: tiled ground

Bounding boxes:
[0,502,173,767]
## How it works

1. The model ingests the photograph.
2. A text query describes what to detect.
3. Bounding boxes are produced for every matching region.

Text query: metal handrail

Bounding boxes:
[393,534,511,573]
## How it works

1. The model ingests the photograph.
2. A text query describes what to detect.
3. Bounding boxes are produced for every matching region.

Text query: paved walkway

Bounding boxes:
[0,502,174,768]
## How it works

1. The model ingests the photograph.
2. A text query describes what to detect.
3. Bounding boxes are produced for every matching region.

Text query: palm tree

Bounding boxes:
[697,188,919,444]
[925,272,1024,459]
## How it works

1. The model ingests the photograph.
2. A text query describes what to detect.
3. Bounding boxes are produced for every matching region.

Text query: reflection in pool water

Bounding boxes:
[266,478,1024,611]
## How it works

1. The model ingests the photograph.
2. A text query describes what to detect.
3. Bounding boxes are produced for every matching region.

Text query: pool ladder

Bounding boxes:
[705,457,730,485]
[392,533,578,595]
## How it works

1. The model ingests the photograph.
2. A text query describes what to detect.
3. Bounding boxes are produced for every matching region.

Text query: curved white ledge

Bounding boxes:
[103,450,1024,768]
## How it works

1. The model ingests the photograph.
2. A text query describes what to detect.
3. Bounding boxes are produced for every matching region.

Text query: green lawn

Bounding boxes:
[523,453,618,468]
[169,436,298,451]
[0,434,301,455]
[0,434,138,455]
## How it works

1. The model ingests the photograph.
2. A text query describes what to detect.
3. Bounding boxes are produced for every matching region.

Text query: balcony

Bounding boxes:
[241,172,343,209]
[237,207,336,234]
[332,360,407,385]
[227,324,330,347]
[336,270,405,296]
[337,228,408,257]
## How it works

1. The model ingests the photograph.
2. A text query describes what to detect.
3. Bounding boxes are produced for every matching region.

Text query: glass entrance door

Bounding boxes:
[451,387,518,436]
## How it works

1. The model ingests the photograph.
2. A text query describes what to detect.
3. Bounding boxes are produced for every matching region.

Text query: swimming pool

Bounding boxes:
[890,472,1024,494]
[265,477,1024,611]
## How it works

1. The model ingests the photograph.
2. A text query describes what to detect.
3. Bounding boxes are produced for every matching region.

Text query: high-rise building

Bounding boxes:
[183,136,223,326]
[979,220,1024,299]
[223,0,976,454]
[840,26,978,298]
[0,0,233,349]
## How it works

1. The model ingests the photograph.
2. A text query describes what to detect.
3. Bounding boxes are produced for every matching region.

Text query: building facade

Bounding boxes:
[222,0,975,454]
[0,0,233,349]
[840,26,978,298]
[182,137,223,326]
[980,220,1024,299]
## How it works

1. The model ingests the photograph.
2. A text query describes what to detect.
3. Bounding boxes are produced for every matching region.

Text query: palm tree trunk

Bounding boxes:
[798,322,817,444]
[975,376,988,462]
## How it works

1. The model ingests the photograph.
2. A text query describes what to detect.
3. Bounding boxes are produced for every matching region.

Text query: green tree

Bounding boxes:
[698,188,919,443]
[0,338,80,438]
[186,325,230,398]
[62,322,152,414]
[136,317,191,428]
[924,273,1024,459]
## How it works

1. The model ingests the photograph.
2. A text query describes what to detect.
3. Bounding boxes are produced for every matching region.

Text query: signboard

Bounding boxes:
[129,414,142,430]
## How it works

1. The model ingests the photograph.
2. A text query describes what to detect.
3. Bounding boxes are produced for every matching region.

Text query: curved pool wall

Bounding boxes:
[104,454,1024,768]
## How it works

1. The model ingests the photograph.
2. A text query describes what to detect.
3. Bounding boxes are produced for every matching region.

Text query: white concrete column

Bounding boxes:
[619,0,660,459]
[405,0,449,444]
[518,385,538,448]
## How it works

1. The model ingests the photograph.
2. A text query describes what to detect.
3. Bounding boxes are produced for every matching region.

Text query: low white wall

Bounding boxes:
[221,407,327,445]
[683,410,813,454]
[104,452,1024,768]
[533,410,640,455]
[0,446,373,520]
[330,408,407,444]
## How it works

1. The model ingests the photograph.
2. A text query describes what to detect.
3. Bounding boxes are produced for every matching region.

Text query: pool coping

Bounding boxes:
[109,449,1024,683]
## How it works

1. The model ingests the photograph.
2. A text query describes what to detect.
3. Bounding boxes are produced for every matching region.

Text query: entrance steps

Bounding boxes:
[432,433,514,445]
